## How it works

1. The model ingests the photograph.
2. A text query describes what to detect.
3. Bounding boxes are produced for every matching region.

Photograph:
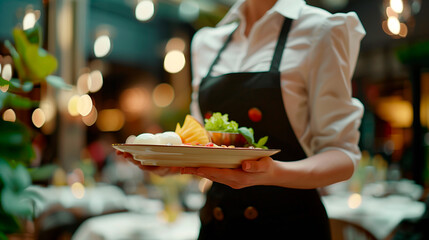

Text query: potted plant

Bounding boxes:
[0,23,70,239]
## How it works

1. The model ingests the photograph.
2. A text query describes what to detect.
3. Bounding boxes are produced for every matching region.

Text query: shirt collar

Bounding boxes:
[217,0,306,26]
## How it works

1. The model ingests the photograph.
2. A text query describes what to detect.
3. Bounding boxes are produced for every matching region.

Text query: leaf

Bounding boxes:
[204,112,238,132]
[12,29,28,59]
[25,46,58,81]
[24,24,42,46]
[21,81,34,92]
[12,28,57,82]
[255,136,268,149]
[0,77,9,87]
[0,91,39,109]
[46,75,72,90]
[7,92,38,109]
[0,231,10,240]
[0,159,13,188]
[0,120,32,146]
[12,165,31,191]
[0,211,21,234]
[238,127,255,146]
[0,78,33,93]
[4,40,26,80]
[1,188,33,217]
[28,164,58,182]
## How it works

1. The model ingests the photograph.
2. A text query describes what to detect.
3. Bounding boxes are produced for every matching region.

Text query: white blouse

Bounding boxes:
[190,0,366,168]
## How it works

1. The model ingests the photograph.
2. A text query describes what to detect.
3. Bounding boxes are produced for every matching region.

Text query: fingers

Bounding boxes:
[242,157,272,173]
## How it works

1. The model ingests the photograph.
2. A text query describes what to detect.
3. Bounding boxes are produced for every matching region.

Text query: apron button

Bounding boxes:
[213,207,224,221]
[244,206,258,220]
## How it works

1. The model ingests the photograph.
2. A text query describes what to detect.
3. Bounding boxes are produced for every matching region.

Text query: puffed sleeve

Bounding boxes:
[306,12,365,169]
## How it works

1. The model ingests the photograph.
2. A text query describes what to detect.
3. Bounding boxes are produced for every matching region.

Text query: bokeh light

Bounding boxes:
[40,97,57,123]
[32,108,46,128]
[152,83,175,108]
[94,35,111,58]
[71,182,85,199]
[77,94,93,117]
[165,37,186,53]
[2,63,12,80]
[82,105,98,126]
[135,0,155,22]
[387,16,400,35]
[399,23,408,37]
[96,109,125,132]
[77,72,90,94]
[68,95,80,116]
[120,87,151,118]
[386,6,398,18]
[390,0,404,14]
[179,0,199,22]
[2,109,16,122]
[376,97,413,128]
[23,11,37,30]
[164,50,186,73]
[347,193,362,209]
[88,70,103,93]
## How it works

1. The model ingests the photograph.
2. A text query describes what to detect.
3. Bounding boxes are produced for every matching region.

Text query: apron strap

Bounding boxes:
[205,24,238,78]
[270,18,293,72]
[205,17,293,77]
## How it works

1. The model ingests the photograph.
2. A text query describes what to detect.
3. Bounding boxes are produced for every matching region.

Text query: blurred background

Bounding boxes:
[1,0,429,239]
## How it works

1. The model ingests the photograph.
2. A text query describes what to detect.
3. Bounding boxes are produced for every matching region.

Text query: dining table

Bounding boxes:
[322,180,426,240]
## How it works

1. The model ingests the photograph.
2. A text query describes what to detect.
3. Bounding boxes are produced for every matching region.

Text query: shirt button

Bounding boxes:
[244,206,258,220]
[213,207,224,221]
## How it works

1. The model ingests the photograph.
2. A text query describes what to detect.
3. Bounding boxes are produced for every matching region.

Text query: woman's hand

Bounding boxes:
[115,150,181,176]
[181,157,278,189]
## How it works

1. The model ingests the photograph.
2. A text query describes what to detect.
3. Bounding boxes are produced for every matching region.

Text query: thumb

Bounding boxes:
[242,157,271,173]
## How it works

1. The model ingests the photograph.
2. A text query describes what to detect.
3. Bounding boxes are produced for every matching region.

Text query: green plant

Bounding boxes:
[0,23,71,239]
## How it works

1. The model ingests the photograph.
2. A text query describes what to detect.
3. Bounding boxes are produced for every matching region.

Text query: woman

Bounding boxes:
[118,0,365,239]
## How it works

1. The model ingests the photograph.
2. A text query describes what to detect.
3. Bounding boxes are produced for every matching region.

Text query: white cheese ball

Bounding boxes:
[158,131,182,145]
[134,133,160,144]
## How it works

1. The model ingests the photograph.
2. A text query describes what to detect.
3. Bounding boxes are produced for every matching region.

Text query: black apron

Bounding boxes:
[197,18,331,240]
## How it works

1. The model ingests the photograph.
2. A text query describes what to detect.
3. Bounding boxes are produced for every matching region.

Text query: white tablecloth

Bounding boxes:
[322,194,426,239]
[72,211,200,240]
[26,184,129,217]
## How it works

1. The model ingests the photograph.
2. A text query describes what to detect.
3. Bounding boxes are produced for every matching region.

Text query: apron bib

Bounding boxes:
[197,18,331,240]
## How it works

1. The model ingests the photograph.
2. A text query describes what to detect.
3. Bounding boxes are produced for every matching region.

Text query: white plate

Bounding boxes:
[112,144,281,168]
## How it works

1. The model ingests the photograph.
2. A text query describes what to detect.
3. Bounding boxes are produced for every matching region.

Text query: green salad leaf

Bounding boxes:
[205,112,269,148]
[204,112,238,133]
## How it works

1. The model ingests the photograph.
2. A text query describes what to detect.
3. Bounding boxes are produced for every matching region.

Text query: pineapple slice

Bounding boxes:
[175,115,210,145]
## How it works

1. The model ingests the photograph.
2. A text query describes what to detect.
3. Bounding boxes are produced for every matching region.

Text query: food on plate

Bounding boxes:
[157,131,182,145]
[204,112,268,149]
[134,133,160,144]
[131,113,268,148]
[175,115,210,145]
[134,132,182,145]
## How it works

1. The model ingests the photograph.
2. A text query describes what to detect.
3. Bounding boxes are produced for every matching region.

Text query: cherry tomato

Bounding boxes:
[248,107,262,122]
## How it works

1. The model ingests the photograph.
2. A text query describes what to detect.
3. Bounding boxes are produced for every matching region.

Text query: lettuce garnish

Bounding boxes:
[204,112,239,133]
[204,112,268,149]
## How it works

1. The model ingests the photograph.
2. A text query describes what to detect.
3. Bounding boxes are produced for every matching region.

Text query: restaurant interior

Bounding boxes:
[1,0,429,239]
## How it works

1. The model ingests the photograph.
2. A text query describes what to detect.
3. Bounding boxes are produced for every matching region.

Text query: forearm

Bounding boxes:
[272,150,355,189]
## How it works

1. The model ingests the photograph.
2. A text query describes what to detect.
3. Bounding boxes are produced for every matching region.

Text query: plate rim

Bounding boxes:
[112,143,281,153]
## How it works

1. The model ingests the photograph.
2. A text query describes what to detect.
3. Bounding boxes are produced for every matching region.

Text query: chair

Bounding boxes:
[329,218,377,240]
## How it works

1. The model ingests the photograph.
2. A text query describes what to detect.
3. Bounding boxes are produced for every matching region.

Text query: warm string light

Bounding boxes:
[135,0,155,22]
[382,0,421,38]
[94,35,111,58]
